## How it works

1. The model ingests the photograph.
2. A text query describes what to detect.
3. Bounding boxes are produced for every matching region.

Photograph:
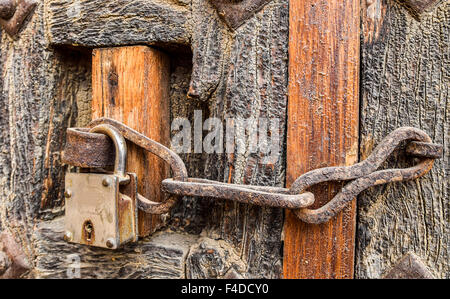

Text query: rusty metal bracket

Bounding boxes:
[0,0,37,37]
[210,0,273,30]
[0,231,31,278]
[62,118,442,225]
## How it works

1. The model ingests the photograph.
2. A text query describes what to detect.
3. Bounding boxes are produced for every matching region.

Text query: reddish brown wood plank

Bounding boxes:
[283,0,360,278]
[92,46,170,236]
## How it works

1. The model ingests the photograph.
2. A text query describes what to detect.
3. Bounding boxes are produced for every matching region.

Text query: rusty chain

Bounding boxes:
[62,118,442,224]
[290,127,439,224]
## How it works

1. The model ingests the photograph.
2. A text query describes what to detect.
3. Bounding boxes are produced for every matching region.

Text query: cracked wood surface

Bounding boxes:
[169,0,290,278]
[357,0,449,278]
[0,2,92,275]
[46,0,191,49]
[1,0,288,278]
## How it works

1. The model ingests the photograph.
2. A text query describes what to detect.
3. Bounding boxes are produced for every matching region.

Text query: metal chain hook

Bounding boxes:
[290,127,442,224]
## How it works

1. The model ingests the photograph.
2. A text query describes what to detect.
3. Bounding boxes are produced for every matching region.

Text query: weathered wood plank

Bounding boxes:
[403,0,441,18]
[356,0,449,278]
[0,2,92,272]
[164,0,290,278]
[92,46,171,236]
[202,0,290,278]
[2,0,298,279]
[32,216,247,279]
[186,237,246,278]
[33,217,196,278]
[283,0,360,278]
[45,0,191,49]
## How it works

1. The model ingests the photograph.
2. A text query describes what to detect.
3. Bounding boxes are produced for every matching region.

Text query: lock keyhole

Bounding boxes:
[82,220,95,243]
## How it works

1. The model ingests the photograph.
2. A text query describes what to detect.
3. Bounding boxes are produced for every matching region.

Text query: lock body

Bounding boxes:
[64,172,138,249]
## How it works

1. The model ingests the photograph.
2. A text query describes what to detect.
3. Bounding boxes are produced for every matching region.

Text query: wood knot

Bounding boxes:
[108,72,119,87]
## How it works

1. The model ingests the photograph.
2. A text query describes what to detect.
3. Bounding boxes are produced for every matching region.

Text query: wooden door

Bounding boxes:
[0,0,448,278]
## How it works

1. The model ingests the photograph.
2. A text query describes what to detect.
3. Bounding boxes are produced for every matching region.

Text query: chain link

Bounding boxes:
[63,118,442,224]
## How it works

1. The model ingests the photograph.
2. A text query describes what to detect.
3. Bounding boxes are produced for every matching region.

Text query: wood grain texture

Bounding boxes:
[33,217,196,278]
[92,46,170,237]
[283,0,360,278]
[2,0,290,279]
[46,0,290,277]
[199,0,290,278]
[0,0,445,279]
[0,2,92,273]
[357,0,449,278]
[45,0,191,50]
[159,0,290,278]
[32,216,248,278]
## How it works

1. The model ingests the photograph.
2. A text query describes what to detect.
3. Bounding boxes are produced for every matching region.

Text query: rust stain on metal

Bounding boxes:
[118,173,139,244]
[64,124,139,249]
[0,231,31,278]
[0,0,37,37]
[406,141,442,159]
[210,0,273,30]
[63,128,115,168]
[65,171,138,249]
[64,118,188,215]
[162,178,314,209]
[65,172,121,249]
[88,118,188,181]
[81,220,95,245]
[383,252,435,279]
[88,118,188,215]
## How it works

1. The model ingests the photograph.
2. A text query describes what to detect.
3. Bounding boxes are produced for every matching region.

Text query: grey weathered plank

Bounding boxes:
[33,218,196,278]
[32,217,246,279]
[45,0,191,48]
[157,0,289,278]
[202,0,289,278]
[356,0,449,278]
[0,2,92,262]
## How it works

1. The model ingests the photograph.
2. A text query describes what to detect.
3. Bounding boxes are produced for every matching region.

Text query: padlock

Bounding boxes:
[64,124,138,249]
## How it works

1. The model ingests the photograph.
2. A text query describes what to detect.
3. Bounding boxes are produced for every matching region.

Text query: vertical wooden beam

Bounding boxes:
[283,0,360,278]
[92,46,170,237]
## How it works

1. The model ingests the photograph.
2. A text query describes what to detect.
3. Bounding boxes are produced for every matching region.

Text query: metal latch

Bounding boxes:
[62,118,442,249]
[64,124,138,249]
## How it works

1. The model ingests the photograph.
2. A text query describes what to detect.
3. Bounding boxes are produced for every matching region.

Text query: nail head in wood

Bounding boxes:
[402,0,441,17]
[0,0,16,20]
[383,252,435,279]
[0,0,37,37]
[210,0,273,30]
